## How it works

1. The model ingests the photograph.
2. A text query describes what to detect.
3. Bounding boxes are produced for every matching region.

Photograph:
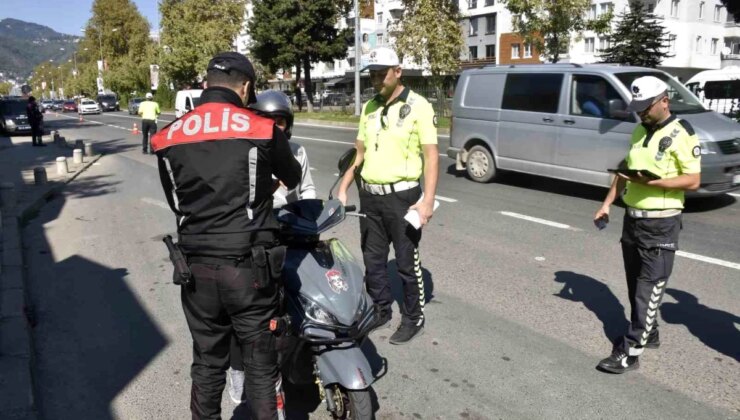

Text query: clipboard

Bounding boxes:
[607,168,661,180]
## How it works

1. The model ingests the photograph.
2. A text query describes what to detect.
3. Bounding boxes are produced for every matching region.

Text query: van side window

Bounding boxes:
[685,82,700,96]
[502,73,563,113]
[185,97,193,110]
[570,75,624,119]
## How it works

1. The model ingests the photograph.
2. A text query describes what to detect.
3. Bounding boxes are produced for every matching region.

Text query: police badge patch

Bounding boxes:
[433,115,438,127]
[692,146,701,157]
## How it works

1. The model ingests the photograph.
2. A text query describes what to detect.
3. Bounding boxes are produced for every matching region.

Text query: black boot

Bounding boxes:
[597,349,639,373]
[389,319,424,345]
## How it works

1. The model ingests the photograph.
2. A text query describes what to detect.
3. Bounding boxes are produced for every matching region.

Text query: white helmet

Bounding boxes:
[145,92,153,99]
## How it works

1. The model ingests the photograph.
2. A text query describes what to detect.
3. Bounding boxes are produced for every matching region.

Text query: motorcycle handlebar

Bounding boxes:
[345,205,357,212]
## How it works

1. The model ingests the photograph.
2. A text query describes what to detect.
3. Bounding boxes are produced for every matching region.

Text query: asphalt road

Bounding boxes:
[22,111,740,419]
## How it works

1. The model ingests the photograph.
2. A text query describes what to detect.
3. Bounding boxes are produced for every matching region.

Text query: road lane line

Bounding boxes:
[500,211,575,230]
[676,251,740,271]
[141,197,171,211]
[435,195,458,203]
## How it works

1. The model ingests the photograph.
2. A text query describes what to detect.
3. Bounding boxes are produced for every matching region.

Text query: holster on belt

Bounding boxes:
[251,244,287,290]
[162,235,192,286]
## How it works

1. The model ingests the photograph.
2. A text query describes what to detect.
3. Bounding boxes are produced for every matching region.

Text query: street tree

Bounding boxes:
[0,82,12,96]
[389,0,464,115]
[250,0,352,112]
[599,1,673,68]
[503,0,612,63]
[160,0,246,88]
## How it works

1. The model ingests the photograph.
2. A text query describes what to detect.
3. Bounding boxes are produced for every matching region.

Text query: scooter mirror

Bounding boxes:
[337,148,357,176]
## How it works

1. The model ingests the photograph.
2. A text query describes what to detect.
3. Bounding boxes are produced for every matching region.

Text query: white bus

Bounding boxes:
[685,66,740,117]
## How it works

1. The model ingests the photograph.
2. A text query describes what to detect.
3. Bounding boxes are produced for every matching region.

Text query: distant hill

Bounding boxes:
[0,18,80,81]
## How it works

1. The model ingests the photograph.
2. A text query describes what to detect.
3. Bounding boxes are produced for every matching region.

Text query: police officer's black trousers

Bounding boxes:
[142,119,157,153]
[31,124,43,145]
[359,186,425,324]
[617,214,681,356]
[181,261,282,420]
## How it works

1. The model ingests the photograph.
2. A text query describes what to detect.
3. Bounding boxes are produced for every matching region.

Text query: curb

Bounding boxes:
[0,141,104,420]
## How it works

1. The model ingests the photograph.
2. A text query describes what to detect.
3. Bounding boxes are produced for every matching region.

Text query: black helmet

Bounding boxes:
[249,90,294,139]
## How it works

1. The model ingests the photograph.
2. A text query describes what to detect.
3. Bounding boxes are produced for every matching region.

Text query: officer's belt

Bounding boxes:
[627,208,681,219]
[361,180,419,195]
[187,255,251,267]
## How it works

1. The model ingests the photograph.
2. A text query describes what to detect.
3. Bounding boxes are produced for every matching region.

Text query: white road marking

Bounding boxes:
[434,195,458,203]
[676,251,740,271]
[292,135,354,146]
[500,211,576,230]
[141,197,171,210]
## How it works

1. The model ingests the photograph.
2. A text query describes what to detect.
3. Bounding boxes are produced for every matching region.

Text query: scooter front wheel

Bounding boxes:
[329,385,373,420]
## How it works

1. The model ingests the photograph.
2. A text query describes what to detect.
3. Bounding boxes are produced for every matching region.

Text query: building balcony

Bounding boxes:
[459,57,497,69]
[386,0,403,11]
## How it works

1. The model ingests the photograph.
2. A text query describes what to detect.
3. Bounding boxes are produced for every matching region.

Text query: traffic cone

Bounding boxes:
[132,123,140,134]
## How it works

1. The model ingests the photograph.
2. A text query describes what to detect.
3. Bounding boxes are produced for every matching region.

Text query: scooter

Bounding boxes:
[276,149,381,419]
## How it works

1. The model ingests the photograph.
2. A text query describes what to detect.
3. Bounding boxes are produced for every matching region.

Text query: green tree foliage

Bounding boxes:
[0,82,12,96]
[250,0,352,112]
[160,0,247,88]
[599,1,672,68]
[503,0,612,63]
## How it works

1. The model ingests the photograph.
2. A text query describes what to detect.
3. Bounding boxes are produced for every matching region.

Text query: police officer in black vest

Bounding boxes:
[152,52,301,420]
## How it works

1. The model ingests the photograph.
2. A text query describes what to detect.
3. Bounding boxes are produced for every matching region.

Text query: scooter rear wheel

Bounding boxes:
[330,385,373,420]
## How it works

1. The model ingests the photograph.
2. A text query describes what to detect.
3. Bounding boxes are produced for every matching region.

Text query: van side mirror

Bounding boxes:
[337,148,357,176]
[184,104,192,112]
[608,99,630,120]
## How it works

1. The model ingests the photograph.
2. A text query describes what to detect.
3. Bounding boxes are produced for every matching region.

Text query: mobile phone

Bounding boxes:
[594,214,609,230]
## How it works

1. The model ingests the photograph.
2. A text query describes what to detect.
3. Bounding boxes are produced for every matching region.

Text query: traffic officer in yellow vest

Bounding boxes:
[594,76,701,373]
[138,92,160,154]
[337,47,439,345]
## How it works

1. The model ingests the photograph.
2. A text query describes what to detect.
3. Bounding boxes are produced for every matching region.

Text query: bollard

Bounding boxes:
[52,131,60,143]
[74,140,85,152]
[73,149,83,164]
[0,182,17,211]
[33,167,48,185]
[56,157,68,175]
[84,142,93,157]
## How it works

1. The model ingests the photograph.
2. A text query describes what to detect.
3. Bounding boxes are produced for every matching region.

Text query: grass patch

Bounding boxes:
[294,111,450,129]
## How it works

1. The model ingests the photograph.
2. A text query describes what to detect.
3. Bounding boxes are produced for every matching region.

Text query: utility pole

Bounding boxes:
[354,0,361,116]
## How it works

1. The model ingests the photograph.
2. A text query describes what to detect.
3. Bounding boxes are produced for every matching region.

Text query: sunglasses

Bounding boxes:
[638,95,666,116]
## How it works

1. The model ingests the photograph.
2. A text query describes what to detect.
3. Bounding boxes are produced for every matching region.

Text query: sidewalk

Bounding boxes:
[0,131,102,420]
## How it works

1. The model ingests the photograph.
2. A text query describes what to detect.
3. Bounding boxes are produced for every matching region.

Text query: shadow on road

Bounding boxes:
[25,177,168,419]
[552,271,629,343]
[661,288,740,362]
[683,194,737,213]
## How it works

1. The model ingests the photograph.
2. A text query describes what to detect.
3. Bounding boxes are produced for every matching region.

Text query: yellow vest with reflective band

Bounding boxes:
[138,100,160,121]
[622,115,701,210]
[357,88,438,184]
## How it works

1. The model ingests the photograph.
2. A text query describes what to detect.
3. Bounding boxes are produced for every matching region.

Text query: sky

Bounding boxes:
[0,0,160,35]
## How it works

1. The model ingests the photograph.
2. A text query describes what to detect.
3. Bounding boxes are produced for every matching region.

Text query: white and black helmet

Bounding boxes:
[249,90,294,139]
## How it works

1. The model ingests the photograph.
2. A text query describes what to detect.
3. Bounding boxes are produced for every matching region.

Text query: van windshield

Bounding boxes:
[0,100,28,115]
[615,72,707,115]
[703,80,740,100]
[98,95,116,101]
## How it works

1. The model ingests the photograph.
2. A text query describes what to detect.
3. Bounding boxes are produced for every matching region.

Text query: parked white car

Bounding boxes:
[78,98,101,115]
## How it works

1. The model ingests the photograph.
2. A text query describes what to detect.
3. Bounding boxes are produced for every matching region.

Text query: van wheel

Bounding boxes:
[466,145,496,183]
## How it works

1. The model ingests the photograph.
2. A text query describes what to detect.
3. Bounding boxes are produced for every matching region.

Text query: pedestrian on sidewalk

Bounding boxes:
[151,51,301,420]
[594,76,701,374]
[138,92,160,154]
[336,47,440,345]
[26,96,45,147]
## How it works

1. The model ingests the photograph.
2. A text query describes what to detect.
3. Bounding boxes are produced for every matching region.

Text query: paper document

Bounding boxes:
[404,194,440,229]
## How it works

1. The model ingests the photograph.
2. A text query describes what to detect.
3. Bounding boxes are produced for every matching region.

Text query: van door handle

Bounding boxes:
[563,119,576,125]
[543,117,554,123]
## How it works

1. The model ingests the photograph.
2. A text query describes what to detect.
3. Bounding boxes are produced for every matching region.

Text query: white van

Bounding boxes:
[685,67,740,117]
[175,89,203,118]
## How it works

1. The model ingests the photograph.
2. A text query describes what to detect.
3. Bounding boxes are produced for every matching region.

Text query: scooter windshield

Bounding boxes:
[277,199,345,235]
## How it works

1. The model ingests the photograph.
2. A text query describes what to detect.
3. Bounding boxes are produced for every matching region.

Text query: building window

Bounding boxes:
[325,61,334,71]
[468,0,477,9]
[599,2,614,15]
[588,4,597,19]
[377,12,383,24]
[598,37,611,51]
[485,0,494,5]
[670,0,679,17]
[377,34,383,45]
[512,43,520,59]
[668,34,677,53]
[469,46,478,60]
[696,36,702,53]
[711,38,718,55]
[469,17,478,36]
[585,37,595,53]
[486,14,496,34]
[699,1,704,19]
[714,5,721,21]
[485,44,496,58]
[523,43,532,58]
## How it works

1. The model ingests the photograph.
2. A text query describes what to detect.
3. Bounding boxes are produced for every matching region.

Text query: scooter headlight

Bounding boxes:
[298,294,339,325]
